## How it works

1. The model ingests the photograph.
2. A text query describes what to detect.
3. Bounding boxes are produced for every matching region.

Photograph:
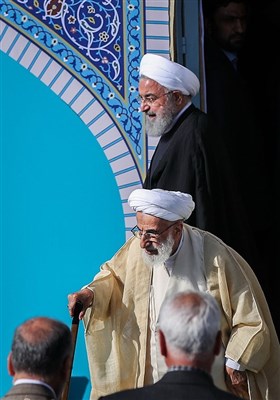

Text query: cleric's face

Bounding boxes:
[134,212,182,267]
[138,78,178,137]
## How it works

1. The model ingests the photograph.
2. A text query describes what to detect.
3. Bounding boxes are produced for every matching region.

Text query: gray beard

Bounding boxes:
[145,102,177,138]
[142,234,175,268]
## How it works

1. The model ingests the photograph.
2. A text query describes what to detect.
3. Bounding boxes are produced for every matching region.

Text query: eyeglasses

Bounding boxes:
[137,91,173,105]
[131,221,178,240]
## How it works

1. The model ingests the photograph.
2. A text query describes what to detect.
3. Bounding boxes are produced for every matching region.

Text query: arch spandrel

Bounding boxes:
[0,0,171,237]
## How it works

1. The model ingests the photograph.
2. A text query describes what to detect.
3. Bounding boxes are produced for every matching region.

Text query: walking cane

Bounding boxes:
[61,300,83,400]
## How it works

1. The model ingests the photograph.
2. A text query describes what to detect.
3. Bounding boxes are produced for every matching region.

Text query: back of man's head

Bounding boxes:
[158,291,221,365]
[10,316,72,379]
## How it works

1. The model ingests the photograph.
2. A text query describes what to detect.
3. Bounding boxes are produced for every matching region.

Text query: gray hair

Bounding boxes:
[11,316,72,378]
[158,290,221,360]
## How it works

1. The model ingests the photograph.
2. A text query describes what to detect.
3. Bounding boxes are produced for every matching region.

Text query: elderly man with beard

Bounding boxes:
[67,189,280,400]
[139,53,260,281]
[139,53,223,234]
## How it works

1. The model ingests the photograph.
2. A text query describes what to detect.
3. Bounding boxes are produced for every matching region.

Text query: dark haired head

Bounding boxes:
[203,0,249,18]
[11,317,72,378]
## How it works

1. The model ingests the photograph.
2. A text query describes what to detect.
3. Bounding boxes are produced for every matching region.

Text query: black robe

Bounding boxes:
[143,104,258,267]
[203,36,279,337]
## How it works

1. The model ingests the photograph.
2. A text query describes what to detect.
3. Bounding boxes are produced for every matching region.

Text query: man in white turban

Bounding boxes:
[67,188,280,400]
[128,188,195,222]
[139,53,200,97]
[139,53,259,285]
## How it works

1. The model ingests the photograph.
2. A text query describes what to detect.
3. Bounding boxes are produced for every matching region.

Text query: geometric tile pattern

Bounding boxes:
[0,0,171,239]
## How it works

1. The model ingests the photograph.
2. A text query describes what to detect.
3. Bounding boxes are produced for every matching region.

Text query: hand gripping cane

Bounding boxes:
[61,300,83,400]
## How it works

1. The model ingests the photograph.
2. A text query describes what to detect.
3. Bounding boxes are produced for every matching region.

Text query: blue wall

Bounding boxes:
[0,52,125,399]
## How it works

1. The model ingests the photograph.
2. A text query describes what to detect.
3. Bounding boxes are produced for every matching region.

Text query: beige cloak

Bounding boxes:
[83,225,280,400]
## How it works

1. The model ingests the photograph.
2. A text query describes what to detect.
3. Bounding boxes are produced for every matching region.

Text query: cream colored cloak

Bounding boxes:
[83,225,280,400]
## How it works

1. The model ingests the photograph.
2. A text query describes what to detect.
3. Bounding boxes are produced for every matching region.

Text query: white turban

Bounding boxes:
[139,53,200,97]
[128,188,195,221]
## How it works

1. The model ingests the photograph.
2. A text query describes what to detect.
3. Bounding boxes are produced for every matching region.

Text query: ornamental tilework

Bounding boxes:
[0,0,170,238]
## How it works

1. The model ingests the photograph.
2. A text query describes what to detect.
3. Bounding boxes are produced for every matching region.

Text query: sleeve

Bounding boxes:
[206,239,272,373]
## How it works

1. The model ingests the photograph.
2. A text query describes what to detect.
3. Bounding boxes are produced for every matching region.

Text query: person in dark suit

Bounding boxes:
[2,316,72,400]
[98,290,244,400]
[202,0,279,338]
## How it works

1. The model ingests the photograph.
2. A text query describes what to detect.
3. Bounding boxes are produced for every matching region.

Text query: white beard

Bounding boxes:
[142,233,175,268]
[145,99,177,137]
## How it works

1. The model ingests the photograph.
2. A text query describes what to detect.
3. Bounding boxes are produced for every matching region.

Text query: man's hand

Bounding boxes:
[225,366,249,399]
[67,288,94,320]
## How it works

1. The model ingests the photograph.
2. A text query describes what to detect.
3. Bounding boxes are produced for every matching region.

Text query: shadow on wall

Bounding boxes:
[69,377,89,400]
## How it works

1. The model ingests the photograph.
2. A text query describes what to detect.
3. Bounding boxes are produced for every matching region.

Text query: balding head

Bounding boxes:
[8,316,72,395]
